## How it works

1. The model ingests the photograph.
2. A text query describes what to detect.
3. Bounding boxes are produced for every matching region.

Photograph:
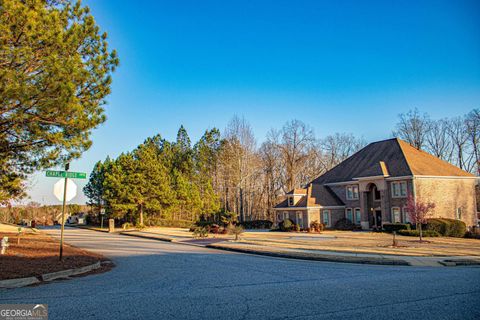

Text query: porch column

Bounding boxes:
[360,191,369,230]
[381,189,391,224]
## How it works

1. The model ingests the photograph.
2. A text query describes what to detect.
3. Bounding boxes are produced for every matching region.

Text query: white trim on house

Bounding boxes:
[391,207,401,223]
[412,175,478,180]
[354,175,389,180]
[391,181,407,198]
[402,206,410,223]
[324,181,357,186]
[354,207,361,225]
[322,209,331,227]
[346,185,359,200]
[273,205,345,211]
[345,208,353,222]
[385,176,414,181]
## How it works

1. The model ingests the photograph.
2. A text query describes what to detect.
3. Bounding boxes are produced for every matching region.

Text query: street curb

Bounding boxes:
[0,277,40,289]
[205,244,410,266]
[0,261,102,289]
[41,261,101,282]
[119,231,176,242]
[69,225,111,233]
[439,259,480,267]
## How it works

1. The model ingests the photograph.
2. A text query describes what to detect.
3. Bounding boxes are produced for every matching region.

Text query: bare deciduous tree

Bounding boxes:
[393,108,430,150]
[465,109,480,175]
[278,120,316,192]
[320,133,366,171]
[447,116,473,171]
[425,119,453,161]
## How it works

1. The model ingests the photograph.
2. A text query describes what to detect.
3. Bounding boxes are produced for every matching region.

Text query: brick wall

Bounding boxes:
[414,178,477,227]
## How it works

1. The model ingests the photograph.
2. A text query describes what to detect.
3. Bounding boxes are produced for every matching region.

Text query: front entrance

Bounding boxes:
[374,210,382,228]
[366,182,383,229]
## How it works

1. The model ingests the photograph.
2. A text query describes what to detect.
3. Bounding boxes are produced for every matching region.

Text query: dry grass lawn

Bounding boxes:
[143,227,480,257]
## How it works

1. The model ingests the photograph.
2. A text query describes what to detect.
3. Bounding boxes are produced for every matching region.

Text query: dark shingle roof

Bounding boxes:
[312,138,474,184]
[308,185,344,206]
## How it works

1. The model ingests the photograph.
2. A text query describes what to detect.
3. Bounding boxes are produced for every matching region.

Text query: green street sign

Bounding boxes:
[46,170,87,179]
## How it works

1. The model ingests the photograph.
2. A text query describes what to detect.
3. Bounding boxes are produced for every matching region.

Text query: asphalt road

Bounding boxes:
[1,228,479,320]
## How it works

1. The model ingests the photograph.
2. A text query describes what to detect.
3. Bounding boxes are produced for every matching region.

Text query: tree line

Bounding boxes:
[84,116,366,225]
[393,108,480,174]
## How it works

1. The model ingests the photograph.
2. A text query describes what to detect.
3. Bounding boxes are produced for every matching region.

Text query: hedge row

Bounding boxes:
[426,218,466,238]
[383,223,411,233]
[398,229,440,237]
[240,220,273,229]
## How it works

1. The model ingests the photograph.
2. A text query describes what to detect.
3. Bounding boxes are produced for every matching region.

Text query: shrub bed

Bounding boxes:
[383,223,411,233]
[240,220,273,229]
[426,218,466,238]
[279,219,294,232]
[398,229,440,237]
[465,227,480,239]
[334,218,354,231]
[309,220,324,233]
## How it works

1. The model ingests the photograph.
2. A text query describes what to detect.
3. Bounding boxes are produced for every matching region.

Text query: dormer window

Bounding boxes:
[288,197,294,206]
[346,185,359,200]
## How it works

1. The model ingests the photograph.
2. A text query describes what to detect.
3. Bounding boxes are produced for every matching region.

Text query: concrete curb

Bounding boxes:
[0,277,40,289]
[69,225,111,233]
[206,244,410,266]
[119,231,177,242]
[0,261,102,289]
[41,261,101,282]
[439,259,480,267]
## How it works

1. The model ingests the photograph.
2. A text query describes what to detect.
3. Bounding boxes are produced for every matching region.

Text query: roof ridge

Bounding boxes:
[395,138,414,176]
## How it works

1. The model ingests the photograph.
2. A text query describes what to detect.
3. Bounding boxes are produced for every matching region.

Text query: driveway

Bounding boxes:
[1,228,479,320]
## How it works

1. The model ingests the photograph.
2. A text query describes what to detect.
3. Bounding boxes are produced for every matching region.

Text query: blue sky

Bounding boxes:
[28,0,480,204]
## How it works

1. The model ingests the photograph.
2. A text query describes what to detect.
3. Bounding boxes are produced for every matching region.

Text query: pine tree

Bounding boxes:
[0,0,118,201]
[83,157,111,213]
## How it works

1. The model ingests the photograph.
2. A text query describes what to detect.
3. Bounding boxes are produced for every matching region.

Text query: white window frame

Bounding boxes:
[283,211,289,221]
[402,207,410,223]
[354,208,361,225]
[288,197,294,206]
[296,211,303,226]
[391,207,401,223]
[345,208,353,222]
[323,210,330,227]
[391,181,407,198]
[346,185,359,200]
[456,207,462,220]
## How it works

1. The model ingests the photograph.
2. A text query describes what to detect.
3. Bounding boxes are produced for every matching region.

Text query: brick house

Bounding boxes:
[274,138,478,230]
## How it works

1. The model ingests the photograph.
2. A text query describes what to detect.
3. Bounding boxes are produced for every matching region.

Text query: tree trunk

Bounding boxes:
[139,204,144,226]
[419,223,423,242]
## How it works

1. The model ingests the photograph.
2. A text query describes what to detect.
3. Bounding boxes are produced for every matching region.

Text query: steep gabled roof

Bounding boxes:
[397,139,474,177]
[308,184,344,207]
[312,138,474,184]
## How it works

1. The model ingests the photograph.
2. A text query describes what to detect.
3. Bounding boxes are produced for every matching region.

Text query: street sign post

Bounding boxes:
[100,208,105,229]
[45,166,87,260]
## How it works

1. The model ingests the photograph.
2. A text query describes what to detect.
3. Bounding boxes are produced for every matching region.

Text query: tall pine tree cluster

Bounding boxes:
[84,127,221,226]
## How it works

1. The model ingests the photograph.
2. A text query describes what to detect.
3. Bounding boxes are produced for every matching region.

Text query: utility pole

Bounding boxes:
[59,163,69,260]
